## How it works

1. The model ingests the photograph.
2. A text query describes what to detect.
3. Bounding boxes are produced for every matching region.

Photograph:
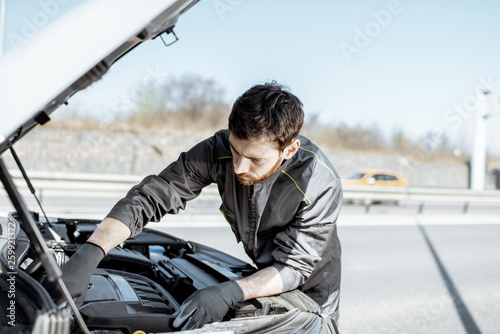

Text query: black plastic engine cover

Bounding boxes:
[79,268,180,333]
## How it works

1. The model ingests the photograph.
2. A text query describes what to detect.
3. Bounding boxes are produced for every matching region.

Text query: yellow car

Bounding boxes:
[342,169,409,187]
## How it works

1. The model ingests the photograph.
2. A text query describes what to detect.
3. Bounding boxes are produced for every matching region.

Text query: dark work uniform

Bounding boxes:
[107,130,343,321]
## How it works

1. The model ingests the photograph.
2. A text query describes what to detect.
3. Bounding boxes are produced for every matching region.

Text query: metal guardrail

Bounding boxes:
[343,185,500,213]
[10,170,143,194]
[7,170,221,198]
[6,171,500,213]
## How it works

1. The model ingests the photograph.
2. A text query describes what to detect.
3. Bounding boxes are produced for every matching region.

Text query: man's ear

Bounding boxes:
[283,138,300,160]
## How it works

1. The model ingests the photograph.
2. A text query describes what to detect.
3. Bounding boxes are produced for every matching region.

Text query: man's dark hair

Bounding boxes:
[228,81,304,151]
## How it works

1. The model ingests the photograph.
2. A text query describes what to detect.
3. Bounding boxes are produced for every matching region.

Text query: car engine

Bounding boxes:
[1,212,335,334]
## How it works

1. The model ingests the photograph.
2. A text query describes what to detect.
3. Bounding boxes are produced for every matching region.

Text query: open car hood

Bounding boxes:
[0,0,198,155]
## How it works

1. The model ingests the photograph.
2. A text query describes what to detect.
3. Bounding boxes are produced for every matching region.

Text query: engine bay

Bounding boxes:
[1,212,333,333]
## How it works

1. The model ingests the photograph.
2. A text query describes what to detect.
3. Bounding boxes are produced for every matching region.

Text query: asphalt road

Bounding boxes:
[1,192,499,333]
[338,223,500,334]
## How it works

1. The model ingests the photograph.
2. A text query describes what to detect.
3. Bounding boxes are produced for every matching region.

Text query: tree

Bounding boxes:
[127,73,231,133]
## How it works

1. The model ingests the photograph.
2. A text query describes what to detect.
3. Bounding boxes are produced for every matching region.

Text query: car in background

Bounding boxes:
[342,169,409,206]
[342,169,409,188]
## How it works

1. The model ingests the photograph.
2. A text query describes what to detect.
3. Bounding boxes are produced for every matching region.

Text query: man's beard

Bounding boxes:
[235,158,283,186]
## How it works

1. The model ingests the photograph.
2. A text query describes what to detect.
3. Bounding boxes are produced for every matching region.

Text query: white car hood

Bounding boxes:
[0,0,198,154]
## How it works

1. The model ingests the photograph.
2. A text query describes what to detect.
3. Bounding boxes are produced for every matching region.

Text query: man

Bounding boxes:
[59,82,342,330]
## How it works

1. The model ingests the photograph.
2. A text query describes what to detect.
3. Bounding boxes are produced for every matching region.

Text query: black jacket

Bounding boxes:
[107,130,342,320]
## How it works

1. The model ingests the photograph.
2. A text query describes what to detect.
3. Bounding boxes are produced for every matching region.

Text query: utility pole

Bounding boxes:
[471,88,500,190]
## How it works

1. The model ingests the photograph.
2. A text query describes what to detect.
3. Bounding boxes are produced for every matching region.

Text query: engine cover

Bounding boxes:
[79,268,180,333]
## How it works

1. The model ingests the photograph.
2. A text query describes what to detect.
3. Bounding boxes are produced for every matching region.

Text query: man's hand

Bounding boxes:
[173,280,244,330]
[43,242,105,306]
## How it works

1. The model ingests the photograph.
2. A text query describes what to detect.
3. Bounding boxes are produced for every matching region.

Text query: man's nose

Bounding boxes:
[233,156,250,174]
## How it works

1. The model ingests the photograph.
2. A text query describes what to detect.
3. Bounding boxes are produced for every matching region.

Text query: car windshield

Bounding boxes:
[347,172,366,180]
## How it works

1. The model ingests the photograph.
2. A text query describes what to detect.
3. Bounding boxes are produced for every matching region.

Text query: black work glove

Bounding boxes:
[43,242,105,306]
[173,280,244,330]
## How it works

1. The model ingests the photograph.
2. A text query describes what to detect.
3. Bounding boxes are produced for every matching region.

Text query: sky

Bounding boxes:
[2,0,500,156]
